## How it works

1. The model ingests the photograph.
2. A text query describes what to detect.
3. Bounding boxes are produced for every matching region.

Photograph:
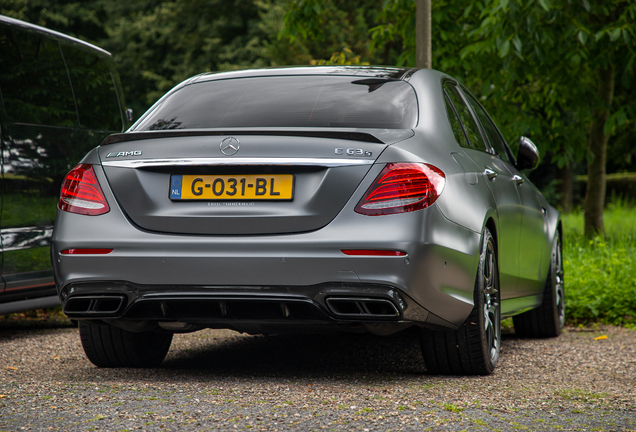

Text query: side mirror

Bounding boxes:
[516,136,540,170]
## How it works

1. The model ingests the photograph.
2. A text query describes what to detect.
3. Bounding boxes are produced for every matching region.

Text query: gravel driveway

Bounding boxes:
[1,318,634,431]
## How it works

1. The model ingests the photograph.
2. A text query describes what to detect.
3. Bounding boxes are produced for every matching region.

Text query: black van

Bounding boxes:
[0,15,128,315]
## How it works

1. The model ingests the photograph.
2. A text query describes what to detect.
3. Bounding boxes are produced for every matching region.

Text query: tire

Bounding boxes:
[79,322,173,368]
[420,228,501,375]
[513,233,565,338]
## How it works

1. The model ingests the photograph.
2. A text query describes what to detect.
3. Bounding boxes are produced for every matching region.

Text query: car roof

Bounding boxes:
[192,66,419,84]
[0,14,112,58]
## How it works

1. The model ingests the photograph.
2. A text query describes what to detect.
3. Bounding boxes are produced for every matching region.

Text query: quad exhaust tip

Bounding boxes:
[64,295,126,316]
[326,297,400,318]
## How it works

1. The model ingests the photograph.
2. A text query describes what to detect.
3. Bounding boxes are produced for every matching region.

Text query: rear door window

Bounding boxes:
[443,82,488,152]
[0,28,77,126]
[464,91,514,164]
[443,91,469,147]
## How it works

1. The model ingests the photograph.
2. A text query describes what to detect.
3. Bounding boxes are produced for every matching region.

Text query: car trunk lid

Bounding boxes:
[98,129,411,235]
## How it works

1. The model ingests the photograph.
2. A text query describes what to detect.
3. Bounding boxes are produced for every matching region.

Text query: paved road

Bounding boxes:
[1,319,635,431]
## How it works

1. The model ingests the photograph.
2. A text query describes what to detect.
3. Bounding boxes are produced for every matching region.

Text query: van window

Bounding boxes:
[62,45,122,131]
[0,28,77,126]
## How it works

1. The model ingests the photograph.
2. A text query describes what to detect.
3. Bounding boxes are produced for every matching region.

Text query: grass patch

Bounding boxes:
[555,389,609,402]
[562,200,636,327]
[444,403,464,413]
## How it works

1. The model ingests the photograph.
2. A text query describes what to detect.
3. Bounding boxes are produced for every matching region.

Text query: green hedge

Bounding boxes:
[575,172,636,205]
[562,202,636,327]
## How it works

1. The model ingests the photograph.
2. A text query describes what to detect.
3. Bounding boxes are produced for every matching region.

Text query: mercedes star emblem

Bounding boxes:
[220,137,240,156]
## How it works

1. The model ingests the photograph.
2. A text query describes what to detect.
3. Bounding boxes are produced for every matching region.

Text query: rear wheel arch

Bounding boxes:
[420,226,501,375]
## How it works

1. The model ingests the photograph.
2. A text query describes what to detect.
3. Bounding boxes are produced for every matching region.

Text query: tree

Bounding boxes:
[1,0,109,42]
[463,0,636,237]
[416,0,432,68]
[101,0,273,115]
[280,0,385,65]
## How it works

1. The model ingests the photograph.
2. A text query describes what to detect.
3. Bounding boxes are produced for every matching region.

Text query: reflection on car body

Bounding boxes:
[0,15,127,315]
[51,66,564,375]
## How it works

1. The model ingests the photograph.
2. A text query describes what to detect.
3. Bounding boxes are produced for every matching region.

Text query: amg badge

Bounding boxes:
[106,150,143,158]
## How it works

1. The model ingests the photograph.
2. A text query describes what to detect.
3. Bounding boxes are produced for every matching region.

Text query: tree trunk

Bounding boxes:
[416,0,432,68]
[583,66,615,238]
[556,164,573,213]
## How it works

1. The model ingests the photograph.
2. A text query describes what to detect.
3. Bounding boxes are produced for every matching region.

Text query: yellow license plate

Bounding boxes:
[170,174,294,200]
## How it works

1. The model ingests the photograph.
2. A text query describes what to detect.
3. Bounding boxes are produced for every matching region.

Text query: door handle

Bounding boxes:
[484,167,498,181]
[512,174,524,185]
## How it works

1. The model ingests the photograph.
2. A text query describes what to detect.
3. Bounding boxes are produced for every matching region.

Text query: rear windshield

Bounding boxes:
[133,76,418,130]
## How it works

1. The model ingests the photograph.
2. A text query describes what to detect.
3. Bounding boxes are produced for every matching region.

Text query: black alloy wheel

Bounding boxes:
[482,232,501,366]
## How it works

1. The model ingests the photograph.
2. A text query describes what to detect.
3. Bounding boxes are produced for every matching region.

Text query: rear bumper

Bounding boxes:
[52,198,481,330]
[59,282,439,334]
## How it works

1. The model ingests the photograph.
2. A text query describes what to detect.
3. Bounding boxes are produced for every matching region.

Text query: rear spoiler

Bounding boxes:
[99,129,414,146]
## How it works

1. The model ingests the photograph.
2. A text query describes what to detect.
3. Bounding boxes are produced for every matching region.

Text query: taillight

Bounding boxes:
[60,249,113,255]
[59,164,110,216]
[355,163,445,216]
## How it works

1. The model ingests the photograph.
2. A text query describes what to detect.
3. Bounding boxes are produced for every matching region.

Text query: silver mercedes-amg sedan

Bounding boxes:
[51,66,564,375]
